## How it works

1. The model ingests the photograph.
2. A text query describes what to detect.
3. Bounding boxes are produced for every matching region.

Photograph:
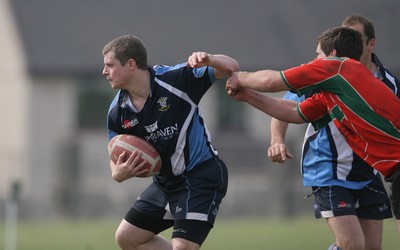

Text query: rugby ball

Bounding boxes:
[108,134,162,177]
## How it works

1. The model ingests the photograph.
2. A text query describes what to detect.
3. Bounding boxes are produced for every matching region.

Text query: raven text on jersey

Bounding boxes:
[145,123,179,141]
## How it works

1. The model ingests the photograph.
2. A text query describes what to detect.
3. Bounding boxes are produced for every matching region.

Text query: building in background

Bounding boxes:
[0,0,31,214]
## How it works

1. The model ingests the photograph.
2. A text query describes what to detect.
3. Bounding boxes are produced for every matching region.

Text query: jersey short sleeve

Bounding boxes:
[281,58,344,96]
[297,93,332,129]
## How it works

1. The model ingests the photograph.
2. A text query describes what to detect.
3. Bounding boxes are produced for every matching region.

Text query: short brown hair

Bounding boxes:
[317,27,363,61]
[102,35,148,69]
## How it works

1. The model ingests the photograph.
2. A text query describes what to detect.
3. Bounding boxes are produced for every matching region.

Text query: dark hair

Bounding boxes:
[342,14,375,43]
[102,35,148,69]
[317,27,363,61]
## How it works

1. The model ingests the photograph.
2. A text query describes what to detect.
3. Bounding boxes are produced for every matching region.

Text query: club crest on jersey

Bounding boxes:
[122,118,139,129]
[157,97,170,111]
[145,121,158,133]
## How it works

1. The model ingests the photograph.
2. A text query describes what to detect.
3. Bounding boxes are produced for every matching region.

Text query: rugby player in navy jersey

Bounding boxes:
[102,35,239,250]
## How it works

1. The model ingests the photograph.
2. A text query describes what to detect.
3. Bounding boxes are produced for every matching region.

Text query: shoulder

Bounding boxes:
[286,58,344,73]
[311,57,346,65]
[372,53,400,96]
[153,63,187,76]
[154,63,212,83]
[372,54,398,79]
[340,57,367,73]
[107,90,126,118]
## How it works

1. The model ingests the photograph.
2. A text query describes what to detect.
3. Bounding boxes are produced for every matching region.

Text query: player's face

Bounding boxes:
[315,43,328,59]
[103,51,131,89]
[343,23,374,65]
[344,23,366,42]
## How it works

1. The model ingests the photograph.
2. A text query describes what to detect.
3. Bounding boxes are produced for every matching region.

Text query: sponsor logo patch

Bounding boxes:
[122,118,139,129]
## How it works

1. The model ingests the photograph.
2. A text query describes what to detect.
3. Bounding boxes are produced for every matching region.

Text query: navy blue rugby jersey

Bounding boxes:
[372,53,400,98]
[107,63,219,177]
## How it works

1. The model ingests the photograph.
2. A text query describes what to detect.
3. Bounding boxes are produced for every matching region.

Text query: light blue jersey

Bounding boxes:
[284,92,376,189]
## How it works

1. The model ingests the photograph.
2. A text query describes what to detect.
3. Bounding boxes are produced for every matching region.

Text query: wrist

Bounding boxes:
[270,139,284,146]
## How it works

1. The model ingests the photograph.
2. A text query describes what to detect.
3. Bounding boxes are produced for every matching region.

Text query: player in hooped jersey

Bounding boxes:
[268,15,399,250]
[226,27,400,238]
[103,35,239,250]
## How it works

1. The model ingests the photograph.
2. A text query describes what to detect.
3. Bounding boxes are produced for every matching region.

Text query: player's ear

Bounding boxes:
[329,49,337,57]
[367,38,376,49]
[128,59,137,70]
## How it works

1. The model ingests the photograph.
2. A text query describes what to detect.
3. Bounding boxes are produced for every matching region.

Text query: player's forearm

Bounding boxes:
[237,70,288,92]
[244,90,303,124]
[270,118,289,145]
[209,54,239,79]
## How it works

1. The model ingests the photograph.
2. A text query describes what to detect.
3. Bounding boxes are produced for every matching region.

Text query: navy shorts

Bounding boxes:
[313,174,393,219]
[124,156,228,245]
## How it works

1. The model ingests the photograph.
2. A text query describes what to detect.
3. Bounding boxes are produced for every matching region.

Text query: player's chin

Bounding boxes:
[109,82,119,89]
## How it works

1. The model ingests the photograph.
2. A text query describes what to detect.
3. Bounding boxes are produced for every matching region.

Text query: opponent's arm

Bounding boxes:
[187,52,239,79]
[226,86,303,123]
[227,70,288,93]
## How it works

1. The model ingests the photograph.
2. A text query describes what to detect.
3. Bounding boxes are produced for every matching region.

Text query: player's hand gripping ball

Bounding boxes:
[108,134,162,177]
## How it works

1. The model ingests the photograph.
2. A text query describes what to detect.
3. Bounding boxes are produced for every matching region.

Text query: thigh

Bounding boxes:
[327,215,364,249]
[116,219,156,246]
[168,157,228,225]
[171,238,200,250]
[116,219,173,249]
[314,185,384,249]
[127,183,174,234]
[359,218,383,250]
[172,219,212,246]
[165,157,228,246]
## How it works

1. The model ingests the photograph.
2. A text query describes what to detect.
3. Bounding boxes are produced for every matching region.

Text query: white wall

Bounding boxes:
[27,77,78,217]
[0,0,31,200]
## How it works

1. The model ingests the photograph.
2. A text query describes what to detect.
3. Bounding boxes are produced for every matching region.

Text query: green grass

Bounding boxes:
[0,216,398,249]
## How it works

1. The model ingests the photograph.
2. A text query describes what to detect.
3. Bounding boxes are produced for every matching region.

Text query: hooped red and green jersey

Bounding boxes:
[281,57,400,177]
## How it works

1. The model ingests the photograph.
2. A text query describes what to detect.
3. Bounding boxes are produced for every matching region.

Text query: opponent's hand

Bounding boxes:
[226,86,251,102]
[187,52,210,68]
[267,143,293,163]
[226,72,250,101]
[226,72,239,93]
[110,151,149,182]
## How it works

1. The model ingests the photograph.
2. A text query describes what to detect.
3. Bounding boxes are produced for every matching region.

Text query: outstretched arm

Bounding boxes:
[187,52,239,79]
[226,86,304,124]
[227,70,289,93]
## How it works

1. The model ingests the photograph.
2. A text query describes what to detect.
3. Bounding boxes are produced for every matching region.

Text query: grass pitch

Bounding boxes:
[0,216,398,249]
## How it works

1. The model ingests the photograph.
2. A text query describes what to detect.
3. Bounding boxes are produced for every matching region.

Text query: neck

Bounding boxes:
[128,69,151,99]
[364,60,378,74]
[361,53,377,74]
